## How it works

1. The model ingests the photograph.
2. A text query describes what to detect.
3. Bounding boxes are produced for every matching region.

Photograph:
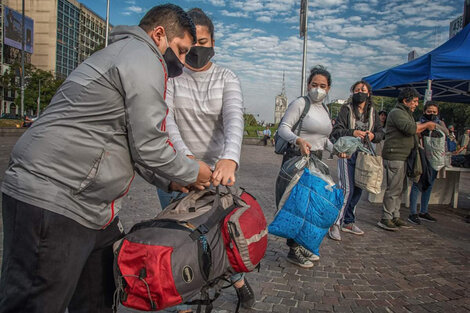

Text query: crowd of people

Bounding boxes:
[274,71,469,267]
[0,3,468,313]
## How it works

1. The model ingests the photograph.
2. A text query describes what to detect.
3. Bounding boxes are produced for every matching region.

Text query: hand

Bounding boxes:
[338,153,349,159]
[296,137,312,156]
[212,159,237,186]
[366,131,374,141]
[191,161,212,190]
[169,181,189,193]
[186,155,195,160]
[427,122,436,130]
[353,130,366,139]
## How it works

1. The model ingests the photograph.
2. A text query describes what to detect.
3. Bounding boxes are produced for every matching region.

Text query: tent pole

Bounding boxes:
[425,79,432,102]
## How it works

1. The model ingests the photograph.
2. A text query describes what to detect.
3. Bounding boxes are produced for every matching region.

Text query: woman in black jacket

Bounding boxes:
[329,80,384,241]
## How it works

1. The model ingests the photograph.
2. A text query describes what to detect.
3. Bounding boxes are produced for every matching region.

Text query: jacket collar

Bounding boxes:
[396,102,413,115]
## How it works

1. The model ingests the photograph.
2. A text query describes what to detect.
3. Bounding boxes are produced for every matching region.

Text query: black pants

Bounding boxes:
[0,194,124,313]
[263,135,270,146]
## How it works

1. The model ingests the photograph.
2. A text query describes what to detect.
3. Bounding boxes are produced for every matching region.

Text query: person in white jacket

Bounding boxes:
[277,65,346,268]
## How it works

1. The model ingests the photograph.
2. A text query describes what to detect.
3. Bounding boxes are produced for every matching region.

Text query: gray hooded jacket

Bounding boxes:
[1,26,199,229]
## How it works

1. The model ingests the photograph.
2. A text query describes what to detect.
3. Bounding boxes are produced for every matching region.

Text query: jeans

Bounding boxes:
[157,189,186,209]
[156,189,244,311]
[0,194,123,313]
[409,168,438,215]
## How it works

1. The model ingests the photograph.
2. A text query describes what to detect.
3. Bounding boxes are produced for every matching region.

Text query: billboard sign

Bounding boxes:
[3,6,34,54]
[449,15,463,38]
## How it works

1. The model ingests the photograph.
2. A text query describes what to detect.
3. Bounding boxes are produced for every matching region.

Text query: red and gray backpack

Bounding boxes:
[113,187,267,312]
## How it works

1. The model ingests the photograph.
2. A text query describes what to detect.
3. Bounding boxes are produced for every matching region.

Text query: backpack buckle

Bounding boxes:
[190,224,209,240]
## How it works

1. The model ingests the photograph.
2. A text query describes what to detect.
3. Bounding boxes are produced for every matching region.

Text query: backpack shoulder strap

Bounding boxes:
[321,102,329,115]
[291,96,311,135]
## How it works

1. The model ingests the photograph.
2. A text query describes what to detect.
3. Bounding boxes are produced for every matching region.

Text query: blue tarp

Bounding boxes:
[363,23,470,103]
[268,168,343,255]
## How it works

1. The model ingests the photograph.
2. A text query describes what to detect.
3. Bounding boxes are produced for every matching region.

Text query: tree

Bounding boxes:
[0,63,64,115]
[244,113,258,127]
[372,96,396,113]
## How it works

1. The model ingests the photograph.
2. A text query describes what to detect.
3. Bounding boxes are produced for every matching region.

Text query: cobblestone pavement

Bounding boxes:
[1,135,470,313]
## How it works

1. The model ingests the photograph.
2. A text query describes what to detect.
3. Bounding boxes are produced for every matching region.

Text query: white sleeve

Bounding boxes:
[278,98,305,145]
[165,78,193,157]
[221,71,244,166]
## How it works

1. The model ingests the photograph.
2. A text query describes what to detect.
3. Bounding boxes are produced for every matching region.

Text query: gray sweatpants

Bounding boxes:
[382,160,406,220]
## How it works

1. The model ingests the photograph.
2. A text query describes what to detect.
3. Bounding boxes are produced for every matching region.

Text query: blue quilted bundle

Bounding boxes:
[268,168,343,255]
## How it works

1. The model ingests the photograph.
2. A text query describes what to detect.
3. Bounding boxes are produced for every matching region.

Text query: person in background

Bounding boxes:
[379,110,388,128]
[0,4,212,313]
[456,128,470,155]
[277,65,347,268]
[377,87,436,231]
[408,101,449,225]
[329,80,384,241]
[446,125,458,153]
[263,125,272,146]
[156,8,254,312]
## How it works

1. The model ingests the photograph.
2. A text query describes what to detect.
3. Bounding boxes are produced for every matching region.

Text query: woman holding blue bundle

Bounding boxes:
[277,65,346,268]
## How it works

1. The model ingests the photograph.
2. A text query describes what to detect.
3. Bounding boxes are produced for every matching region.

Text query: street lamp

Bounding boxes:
[105,0,110,47]
[21,0,25,117]
[37,79,42,118]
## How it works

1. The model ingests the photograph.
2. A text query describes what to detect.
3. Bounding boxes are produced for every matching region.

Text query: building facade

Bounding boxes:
[0,3,33,115]
[79,4,107,64]
[5,0,108,78]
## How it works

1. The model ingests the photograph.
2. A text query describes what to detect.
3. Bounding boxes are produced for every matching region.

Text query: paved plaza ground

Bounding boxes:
[1,134,469,313]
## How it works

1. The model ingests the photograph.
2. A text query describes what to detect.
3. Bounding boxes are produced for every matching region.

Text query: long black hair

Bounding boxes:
[349,80,373,122]
[187,8,214,40]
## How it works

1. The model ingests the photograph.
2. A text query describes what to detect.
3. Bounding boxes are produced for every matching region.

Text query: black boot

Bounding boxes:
[235,278,255,309]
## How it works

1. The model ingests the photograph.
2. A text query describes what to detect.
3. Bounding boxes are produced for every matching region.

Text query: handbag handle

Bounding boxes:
[364,135,377,157]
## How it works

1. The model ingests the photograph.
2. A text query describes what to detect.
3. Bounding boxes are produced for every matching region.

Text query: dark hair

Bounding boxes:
[349,80,374,122]
[378,110,387,116]
[397,87,420,104]
[307,65,332,87]
[423,100,439,113]
[139,4,196,44]
[188,8,214,40]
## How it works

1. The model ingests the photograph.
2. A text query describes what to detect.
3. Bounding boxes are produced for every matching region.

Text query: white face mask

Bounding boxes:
[308,87,327,102]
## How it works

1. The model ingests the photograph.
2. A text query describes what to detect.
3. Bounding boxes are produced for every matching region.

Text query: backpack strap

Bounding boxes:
[291,96,311,136]
[189,187,238,241]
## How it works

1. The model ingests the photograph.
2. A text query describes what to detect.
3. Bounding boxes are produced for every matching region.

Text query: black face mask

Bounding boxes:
[163,45,184,78]
[423,113,438,121]
[352,92,368,105]
[186,46,214,69]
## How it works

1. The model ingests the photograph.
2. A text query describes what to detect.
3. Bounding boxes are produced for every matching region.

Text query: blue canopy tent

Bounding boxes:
[363,23,470,103]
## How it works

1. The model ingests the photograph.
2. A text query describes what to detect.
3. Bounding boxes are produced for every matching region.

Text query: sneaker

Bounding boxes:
[341,223,364,235]
[298,245,320,261]
[235,279,255,309]
[328,225,342,241]
[408,214,421,225]
[377,219,398,231]
[392,217,411,228]
[286,247,314,268]
[419,213,437,222]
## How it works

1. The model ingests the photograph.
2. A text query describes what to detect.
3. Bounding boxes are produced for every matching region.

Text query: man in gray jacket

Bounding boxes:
[0,4,212,313]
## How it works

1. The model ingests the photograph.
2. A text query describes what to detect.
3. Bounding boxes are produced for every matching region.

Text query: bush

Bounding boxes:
[244,125,278,137]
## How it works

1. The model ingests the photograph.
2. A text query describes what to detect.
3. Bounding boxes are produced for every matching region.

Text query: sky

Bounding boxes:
[80,0,465,123]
